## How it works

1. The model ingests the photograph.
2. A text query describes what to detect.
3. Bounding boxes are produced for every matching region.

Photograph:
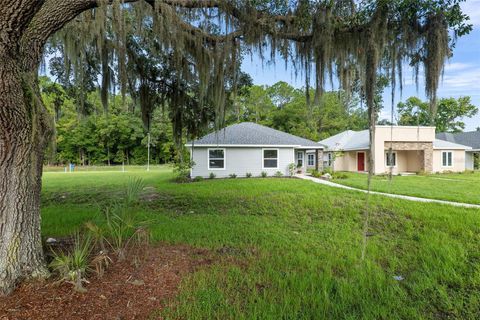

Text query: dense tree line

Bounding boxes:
[41,76,371,165]
[227,81,369,140]
[42,73,478,167]
[40,76,175,166]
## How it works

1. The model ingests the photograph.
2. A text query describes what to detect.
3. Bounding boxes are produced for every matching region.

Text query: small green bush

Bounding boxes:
[209,172,216,179]
[173,159,194,182]
[274,171,283,177]
[193,176,204,182]
[332,172,348,180]
[261,171,268,178]
[229,173,237,179]
[321,167,333,175]
[246,172,252,178]
[311,170,321,178]
[288,163,296,176]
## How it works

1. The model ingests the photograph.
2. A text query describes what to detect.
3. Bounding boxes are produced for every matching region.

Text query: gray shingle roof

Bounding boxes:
[321,129,472,151]
[188,122,323,148]
[433,139,472,150]
[436,131,480,150]
[319,130,369,151]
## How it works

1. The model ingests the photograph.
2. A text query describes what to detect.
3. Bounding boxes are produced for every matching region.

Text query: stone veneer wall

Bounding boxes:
[316,150,324,171]
[384,141,433,172]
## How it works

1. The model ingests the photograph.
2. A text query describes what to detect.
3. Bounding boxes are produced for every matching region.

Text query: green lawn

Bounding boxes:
[332,171,480,205]
[41,167,480,319]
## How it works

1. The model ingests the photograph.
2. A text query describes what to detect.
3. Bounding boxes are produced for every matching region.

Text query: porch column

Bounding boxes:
[316,149,323,172]
[423,145,433,173]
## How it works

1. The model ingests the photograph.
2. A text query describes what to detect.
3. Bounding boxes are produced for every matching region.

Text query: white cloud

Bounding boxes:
[444,62,471,72]
[440,65,480,94]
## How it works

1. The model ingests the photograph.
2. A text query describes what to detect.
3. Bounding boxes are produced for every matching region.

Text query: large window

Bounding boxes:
[208,148,225,170]
[385,151,397,167]
[442,151,453,167]
[263,149,279,169]
[307,153,315,166]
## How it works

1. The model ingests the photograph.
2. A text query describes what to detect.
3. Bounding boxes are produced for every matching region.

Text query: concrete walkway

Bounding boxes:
[297,174,480,209]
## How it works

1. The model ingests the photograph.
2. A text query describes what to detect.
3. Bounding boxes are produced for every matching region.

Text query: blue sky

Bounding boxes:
[241,0,480,131]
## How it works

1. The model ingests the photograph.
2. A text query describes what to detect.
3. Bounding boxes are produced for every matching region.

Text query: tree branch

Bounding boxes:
[19,0,307,71]
[0,0,46,54]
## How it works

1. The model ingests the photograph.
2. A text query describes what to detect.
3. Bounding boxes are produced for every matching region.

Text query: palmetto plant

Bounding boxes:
[49,233,92,292]
[103,204,138,261]
[87,177,151,261]
[125,177,146,205]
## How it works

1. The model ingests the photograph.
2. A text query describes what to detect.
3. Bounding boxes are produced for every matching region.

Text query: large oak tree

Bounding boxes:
[0,0,470,295]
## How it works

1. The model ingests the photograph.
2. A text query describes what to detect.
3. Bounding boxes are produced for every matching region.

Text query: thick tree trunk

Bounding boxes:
[0,54,52,295]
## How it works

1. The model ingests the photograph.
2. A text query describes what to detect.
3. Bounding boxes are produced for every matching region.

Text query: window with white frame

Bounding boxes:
[385,151,397,167]
[208,148,225,169]
[297,151,303,167]
[307,153,315,166]
[327,153,333,167]
[442,151,453,167]
[263,149,279,168]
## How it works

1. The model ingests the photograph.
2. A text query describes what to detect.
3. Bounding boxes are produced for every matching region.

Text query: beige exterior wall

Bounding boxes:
[381,150,424,174]
[326,126,469,174]
[332,151,369,172]
[405,151,423,172]
[373,126,435,174]
[432,150,466,173]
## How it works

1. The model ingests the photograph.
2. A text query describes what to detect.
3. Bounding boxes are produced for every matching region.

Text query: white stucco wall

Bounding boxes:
[432,149,466,173]
[190,147,295,178]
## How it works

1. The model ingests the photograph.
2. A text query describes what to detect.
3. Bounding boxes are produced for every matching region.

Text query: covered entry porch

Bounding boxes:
[296,148,323,173]
[383,142,433,174]
[384,150,426,174]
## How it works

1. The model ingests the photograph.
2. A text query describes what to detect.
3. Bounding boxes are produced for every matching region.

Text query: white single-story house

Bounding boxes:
[436,131,480,170]
[319,126,472,174]
[186,122,324,178]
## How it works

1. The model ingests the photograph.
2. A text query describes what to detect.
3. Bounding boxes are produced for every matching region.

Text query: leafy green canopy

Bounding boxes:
[49,0,471,146]
[397,96,478,133]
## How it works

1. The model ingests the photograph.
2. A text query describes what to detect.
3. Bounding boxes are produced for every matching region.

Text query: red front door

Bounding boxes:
[357,152,365,171]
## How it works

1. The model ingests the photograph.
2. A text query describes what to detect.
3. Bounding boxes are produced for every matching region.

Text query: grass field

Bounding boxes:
[41,167,480,319]
[332,171,480,204]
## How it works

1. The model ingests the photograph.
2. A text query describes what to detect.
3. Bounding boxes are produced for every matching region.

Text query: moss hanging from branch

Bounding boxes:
[47,0,467,167]
[424,12,450,123]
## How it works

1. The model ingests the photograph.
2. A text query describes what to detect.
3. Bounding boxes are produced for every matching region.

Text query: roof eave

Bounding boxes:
[185,143,323,149]
[433,147,472,150]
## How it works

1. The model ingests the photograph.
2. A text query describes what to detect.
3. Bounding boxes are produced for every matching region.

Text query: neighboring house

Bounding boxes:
[436,131,480,170]
[319,126,472,174]
[186,122,324,178]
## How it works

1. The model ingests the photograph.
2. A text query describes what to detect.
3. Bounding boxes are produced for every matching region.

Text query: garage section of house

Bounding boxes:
[187,122,324,178]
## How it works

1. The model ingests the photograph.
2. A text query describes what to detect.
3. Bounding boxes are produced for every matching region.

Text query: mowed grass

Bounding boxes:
[333,171,480,204]
[41,167,480,319]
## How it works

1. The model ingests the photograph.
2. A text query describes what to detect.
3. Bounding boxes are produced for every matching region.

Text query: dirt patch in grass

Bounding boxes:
[1,244,213,320]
